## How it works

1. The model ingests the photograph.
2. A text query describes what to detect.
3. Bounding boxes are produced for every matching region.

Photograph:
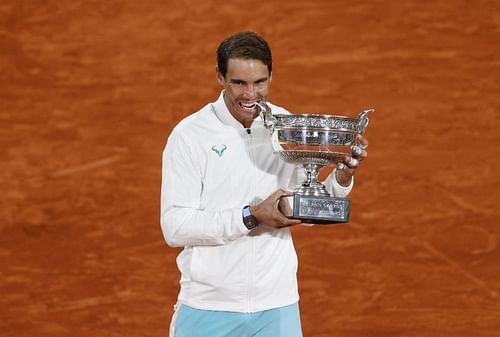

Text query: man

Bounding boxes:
[160,31,368,337]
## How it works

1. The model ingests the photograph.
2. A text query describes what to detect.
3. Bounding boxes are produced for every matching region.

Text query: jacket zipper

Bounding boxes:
[246,127,256,312]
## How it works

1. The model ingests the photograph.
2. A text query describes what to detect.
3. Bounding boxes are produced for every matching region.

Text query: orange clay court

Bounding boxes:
[1,1,499,336]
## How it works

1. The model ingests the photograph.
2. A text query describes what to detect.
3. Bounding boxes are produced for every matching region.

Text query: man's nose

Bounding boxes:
[243,84,258,97]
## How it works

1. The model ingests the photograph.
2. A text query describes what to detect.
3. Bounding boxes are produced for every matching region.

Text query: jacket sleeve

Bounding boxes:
[160,131,249,248]
[323,169,354,197]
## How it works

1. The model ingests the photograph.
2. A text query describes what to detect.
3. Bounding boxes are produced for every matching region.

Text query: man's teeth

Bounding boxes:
[241,102,256,109]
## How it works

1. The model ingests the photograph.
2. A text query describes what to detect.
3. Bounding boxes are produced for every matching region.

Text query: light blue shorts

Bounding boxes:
[172,302,303,337]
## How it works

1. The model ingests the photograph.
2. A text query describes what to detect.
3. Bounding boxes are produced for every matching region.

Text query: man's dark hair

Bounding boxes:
[217,31,272,78]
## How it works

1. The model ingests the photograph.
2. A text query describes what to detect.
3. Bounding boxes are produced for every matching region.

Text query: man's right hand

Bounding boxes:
[251,189,303,228]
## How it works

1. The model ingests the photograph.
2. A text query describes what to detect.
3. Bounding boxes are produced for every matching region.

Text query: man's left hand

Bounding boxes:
[335,134,369,187]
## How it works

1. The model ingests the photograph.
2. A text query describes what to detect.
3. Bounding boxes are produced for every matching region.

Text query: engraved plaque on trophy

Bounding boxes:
[257,102,373,224]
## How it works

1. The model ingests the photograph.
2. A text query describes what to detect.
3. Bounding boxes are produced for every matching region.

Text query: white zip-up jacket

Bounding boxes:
[160,91,353,313]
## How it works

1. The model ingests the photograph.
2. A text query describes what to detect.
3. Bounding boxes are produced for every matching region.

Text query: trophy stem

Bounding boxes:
[296,164,330,197]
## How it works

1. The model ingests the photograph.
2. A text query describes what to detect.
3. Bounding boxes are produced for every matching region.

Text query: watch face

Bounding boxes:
[245,218,257,229]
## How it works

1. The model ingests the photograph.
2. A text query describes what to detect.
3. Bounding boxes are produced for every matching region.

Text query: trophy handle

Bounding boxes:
[257,101,276,133]
[357,109,374,134]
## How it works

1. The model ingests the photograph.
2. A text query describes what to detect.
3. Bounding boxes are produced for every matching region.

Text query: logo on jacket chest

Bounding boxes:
[211,144,227,158]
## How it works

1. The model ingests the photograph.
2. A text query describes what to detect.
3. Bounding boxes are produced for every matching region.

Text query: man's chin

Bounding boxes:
[244,109,260,119]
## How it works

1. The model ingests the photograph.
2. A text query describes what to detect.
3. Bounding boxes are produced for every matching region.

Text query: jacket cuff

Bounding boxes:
[326,169,354,198]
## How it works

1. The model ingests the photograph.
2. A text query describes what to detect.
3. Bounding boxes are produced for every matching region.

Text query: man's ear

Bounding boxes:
[216,66,225,85]
[269,72,272,83]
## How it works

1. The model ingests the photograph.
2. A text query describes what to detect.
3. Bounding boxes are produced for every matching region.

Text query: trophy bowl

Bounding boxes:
[258,102,373,224]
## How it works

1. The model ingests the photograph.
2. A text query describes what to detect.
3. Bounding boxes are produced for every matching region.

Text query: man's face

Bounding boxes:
[217,58,271,128]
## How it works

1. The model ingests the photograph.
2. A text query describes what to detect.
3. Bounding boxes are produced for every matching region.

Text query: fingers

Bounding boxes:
[276,195,304,227]
[277,194,293,216]
[351,135,368,160]
[274,192,301,227]
[274,212,302,228]
[357,134,368,150]
[337,135,369,171]
[273,189,293,200]
[252,190,302,229]
[351,145,364,157]
[347,156,360,167]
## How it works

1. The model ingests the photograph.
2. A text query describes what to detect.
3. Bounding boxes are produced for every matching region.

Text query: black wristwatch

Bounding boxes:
[242,205,258,230]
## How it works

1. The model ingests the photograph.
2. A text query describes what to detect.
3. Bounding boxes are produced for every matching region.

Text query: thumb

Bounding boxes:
[274,189,293,200]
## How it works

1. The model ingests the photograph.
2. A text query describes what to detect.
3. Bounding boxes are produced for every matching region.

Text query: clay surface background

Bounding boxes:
[1,1,500,336]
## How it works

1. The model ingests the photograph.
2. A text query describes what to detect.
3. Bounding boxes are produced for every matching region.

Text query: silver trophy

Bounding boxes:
[257,102,373,224]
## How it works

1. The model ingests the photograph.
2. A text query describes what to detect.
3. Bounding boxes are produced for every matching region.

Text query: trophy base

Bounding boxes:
[281,194,350,224]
